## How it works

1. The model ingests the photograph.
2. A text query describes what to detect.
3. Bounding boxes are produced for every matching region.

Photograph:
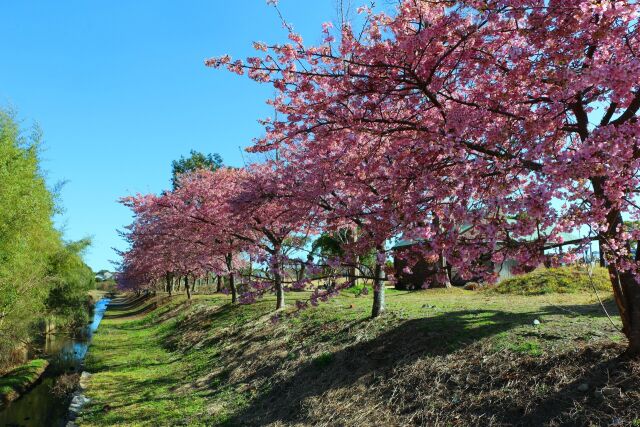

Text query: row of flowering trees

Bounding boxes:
[119,164,338,311]
[121,0,640,355]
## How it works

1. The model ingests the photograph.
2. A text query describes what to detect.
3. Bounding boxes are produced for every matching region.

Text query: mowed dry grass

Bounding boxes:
[79,287,640,426]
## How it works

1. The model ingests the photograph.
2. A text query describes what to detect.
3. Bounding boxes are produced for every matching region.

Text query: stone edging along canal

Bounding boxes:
[66,371,92,427]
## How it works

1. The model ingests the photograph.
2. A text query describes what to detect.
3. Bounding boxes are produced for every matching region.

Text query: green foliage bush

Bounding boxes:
[95,279,117,292]
[171,150,223,189]
[492,266,611,295]
[343,282,370,296]
[45,239,95,328]
[0,110,94,369]
[0,111,59,367]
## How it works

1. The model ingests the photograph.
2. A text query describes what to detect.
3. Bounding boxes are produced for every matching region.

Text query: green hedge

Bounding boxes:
[492,266,611,295]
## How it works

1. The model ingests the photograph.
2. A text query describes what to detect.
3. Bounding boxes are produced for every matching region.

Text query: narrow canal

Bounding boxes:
[0,297,111,427]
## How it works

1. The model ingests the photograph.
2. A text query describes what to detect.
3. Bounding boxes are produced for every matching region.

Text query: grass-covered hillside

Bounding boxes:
[78,274,640,426]
[493,266,611,295]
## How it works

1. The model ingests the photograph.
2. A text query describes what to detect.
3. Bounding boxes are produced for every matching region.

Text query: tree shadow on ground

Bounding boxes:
[96,293,632,425]
[82,377,187,424]
[103,302,159,319]
[103,295,175,319]
[218,299,635,426]
[161,302,268,352]
[540,295,620,318]
[106,294,150,309]
[224,308,541,426]
[509,346,640,426]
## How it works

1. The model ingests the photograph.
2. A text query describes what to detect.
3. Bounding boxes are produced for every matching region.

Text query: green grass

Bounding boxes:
[509,340,543,356]
[80,295,270,426]
[79,287,625,426]
[0,359,49,403]
[312,352,334,369]
[492,266,611,295]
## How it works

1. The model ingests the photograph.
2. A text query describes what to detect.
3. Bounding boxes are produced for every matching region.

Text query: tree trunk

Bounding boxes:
[273,246,285,310]
[297,261,304,283]
[349,265,357,286]
[592,177,640,356]
[275,268,285,310]
[165,273,172,296]
[608,265,640,356]
[439,253,452,288]
[226,253,237,303]
[349,254,359,287]
[599,238,606,267]
[349,230,359,287]
[184,276,191,300]
[371,257,385,318]
[216,275,222,293]
[300,262,307,285]
[229,273,237,303]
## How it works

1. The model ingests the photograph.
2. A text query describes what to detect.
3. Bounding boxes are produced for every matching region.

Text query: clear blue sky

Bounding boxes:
[0,1,341,271]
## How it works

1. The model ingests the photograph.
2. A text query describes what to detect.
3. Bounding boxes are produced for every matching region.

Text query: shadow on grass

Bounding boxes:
[161,301,271,352]
[223,301,629,426]
[103,295,175,319]
[87,356,178,372]
[89,293,634,426]
[103,303,159,319]
[511,346,638,426]
[82,376,187,424]
[106,294,151,309]
[221,308,541,426]
[540,296,620,319]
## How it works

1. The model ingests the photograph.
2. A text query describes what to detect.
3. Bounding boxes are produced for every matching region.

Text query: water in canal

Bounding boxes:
[0,297,111,427]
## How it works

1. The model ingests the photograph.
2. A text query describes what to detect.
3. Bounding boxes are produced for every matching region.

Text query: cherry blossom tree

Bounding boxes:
[273,138,407,317]
[118,194,182,295]
[209,1,640,354]
[119,189,231,300]
[227,163,320,310]
[167,167,254,303]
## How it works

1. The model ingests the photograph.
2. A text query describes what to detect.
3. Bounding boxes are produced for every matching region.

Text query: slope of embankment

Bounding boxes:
[78,287,639,426]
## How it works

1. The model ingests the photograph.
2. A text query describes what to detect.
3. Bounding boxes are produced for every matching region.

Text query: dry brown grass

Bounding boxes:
[52,372,80,397]
[218,322,639,426]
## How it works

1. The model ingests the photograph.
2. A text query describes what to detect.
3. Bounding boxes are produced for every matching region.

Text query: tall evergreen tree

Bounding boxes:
[171,150,223,189]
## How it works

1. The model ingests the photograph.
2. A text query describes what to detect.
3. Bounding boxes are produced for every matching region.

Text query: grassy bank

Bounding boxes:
[79,287,640,426]
[492,266,611,295]
[0,359,49,405]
